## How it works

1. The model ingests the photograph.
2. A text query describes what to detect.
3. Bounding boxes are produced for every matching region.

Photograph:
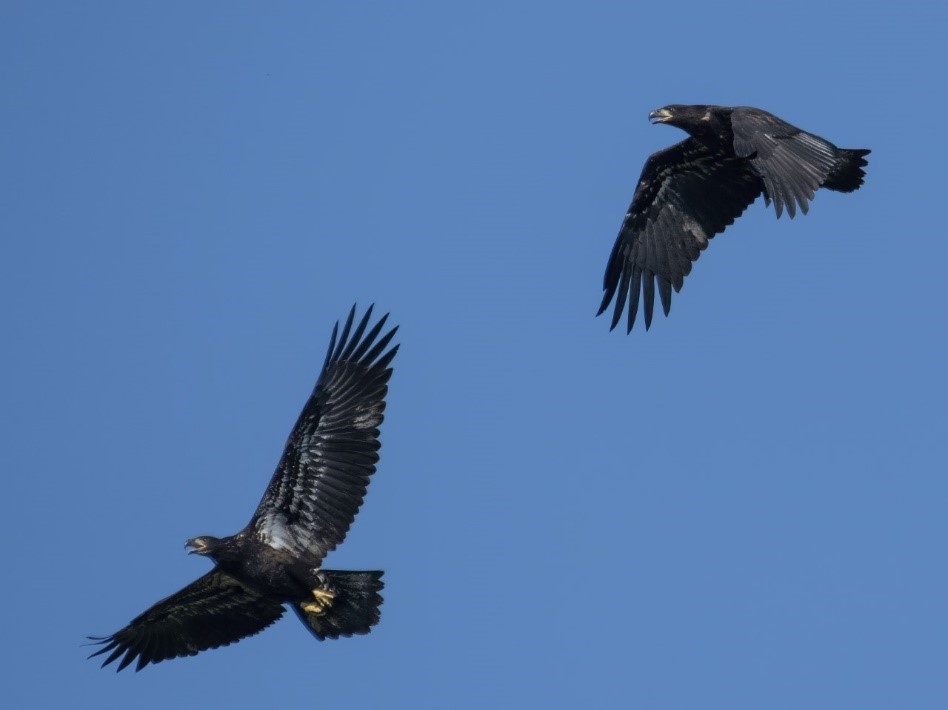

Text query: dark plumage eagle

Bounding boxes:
[597,104,870,331]
[89,306,398,671]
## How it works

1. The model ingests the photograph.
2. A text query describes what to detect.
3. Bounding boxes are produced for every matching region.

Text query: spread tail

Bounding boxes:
[823,148,870,192]
[293,570,384,640]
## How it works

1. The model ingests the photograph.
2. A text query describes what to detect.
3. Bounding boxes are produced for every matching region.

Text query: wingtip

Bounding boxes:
[596,291,613,318]
[596,297,623,332]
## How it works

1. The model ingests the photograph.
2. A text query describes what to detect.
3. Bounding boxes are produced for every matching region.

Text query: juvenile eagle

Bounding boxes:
[90,305,398,671]
[597,104,870,331]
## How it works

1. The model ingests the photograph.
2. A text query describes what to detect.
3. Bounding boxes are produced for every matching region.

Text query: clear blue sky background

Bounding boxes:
[2,2,946,708]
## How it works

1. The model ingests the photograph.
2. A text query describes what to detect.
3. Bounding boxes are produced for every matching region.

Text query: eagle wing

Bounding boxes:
[88,569,285,671]
[250,305,398,564]
[598,138,762,331]
[730,107,838,219]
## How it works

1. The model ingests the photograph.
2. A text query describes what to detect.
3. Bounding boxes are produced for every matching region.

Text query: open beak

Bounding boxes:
[185,539,203,555]
[649,108,673,124]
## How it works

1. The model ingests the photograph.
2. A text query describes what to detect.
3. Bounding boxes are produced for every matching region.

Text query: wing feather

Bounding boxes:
[627,264,642,332]
[730,107,838,219]
[250,305,398,563]
[598,138,762,331]
[88,569,285,671]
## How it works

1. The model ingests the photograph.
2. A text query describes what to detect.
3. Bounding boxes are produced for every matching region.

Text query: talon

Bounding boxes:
[300,587,335,616]
[312,588,334,603]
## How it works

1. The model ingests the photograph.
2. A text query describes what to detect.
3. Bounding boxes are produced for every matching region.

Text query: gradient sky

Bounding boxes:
[3,2,946,708]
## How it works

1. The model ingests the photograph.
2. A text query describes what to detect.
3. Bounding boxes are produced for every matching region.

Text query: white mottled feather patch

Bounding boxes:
[353,406,381,429]
[257,512,295,551]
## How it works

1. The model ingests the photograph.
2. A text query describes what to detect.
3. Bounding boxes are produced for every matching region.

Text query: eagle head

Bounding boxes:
[649,104,728,142]
[185,536,222,557]
[648,104,716,127]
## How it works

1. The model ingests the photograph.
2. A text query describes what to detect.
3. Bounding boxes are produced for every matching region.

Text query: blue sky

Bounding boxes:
[2,2,946,708]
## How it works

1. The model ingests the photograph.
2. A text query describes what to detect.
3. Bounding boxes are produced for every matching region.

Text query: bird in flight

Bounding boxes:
[597,104,870,331]
[89,305,399,671]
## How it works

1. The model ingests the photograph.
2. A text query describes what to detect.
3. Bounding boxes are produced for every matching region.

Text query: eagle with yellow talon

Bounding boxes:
[89,305,398,671]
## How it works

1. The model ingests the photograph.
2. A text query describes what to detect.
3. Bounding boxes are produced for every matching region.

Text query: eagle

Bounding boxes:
[597,104,870,331]
[89,305,399,671]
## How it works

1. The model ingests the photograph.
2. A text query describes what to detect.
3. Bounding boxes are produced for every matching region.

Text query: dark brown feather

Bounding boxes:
[88,570,285,671]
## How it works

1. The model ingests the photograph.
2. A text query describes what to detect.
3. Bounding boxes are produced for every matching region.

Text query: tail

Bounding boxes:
[823,148,870,192]
[293,570,384,640]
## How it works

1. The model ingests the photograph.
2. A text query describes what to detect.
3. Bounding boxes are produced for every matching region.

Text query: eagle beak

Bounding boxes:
[649,108,673,124]
[185,539,203,555]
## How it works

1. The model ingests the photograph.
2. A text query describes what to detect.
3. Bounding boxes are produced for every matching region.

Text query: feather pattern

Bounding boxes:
[88,570,285,672]
[251,305,399,563]
[598,138,762,331]
[730,107,838,219]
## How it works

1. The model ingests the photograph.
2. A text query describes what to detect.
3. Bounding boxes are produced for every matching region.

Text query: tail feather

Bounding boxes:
[823,148,870,192]
[294,570,384,640]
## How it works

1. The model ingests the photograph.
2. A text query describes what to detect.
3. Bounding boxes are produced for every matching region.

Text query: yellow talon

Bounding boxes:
[300,587,335,616]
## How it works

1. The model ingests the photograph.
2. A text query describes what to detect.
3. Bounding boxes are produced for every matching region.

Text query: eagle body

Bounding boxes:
[196,533,317,601]
[90,306,397,671]
[598,104,870,331]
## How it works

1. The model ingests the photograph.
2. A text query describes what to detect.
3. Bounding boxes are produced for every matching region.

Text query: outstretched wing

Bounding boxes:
[730,107,838,219]
[250,305,399,564]
[598,138,762,331]
[88,569,285,671]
